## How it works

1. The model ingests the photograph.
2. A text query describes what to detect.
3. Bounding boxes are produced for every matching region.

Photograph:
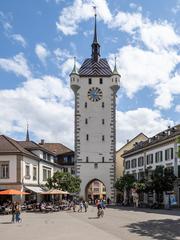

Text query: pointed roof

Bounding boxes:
[79,58,112,77]
[70,57,78,75]
[26,123,30,141]
[91,8,100,62]
[113,57,120,76]
[93,9,98,43]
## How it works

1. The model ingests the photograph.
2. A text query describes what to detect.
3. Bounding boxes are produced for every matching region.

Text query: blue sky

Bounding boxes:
[0,0,179,149]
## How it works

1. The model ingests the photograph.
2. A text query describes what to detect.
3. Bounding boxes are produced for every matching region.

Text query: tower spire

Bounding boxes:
[91,6,100,62]
[71,57,78,75]
[26,122,30,142]
[113,56,120,75]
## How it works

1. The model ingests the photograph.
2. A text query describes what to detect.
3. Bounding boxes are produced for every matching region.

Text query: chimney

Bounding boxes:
[40,139,45,145]
[127,139,129,143]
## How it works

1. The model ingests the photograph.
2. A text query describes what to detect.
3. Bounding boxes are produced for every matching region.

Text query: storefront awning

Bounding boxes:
[25,186,45,194]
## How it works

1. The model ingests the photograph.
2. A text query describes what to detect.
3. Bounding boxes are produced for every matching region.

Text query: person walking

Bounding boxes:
[11,202,15,223]
[78,201,83,213]
[83,200,88,212]
[15,202,22,223]
[97,201,104,218]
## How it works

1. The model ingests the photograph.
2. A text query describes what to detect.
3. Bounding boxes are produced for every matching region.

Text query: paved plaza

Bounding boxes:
[1,206,180,240]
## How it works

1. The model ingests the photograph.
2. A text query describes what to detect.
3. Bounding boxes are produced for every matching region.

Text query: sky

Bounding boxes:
[0,0,179,149]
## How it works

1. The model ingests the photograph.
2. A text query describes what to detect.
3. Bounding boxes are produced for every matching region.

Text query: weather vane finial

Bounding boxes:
[93,5,97,16]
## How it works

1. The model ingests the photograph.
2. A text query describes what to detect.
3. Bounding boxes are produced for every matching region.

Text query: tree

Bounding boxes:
[114,174,136,204]
[114,174,136,192]
[151,166,176,204]
[46,171,81,194]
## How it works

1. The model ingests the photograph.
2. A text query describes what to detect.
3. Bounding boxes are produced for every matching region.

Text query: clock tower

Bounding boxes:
[70,13,120,201]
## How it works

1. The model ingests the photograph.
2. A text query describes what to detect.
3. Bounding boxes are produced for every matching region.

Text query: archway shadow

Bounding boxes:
[126,219,180,240]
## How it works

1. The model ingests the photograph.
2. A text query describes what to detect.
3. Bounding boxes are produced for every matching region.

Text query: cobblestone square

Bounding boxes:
[1,206,180,240]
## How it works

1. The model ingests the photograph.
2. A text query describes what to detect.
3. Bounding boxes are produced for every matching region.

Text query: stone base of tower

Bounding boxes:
[76,162,115,202]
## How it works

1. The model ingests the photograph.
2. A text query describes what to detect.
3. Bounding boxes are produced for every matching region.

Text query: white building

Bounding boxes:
[0,135,62,202]
[70,14,120,201]
[123,125,180,206]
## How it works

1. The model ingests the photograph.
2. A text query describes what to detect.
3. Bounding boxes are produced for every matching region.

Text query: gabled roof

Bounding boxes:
[78,58,112,77]
[122,124,180,157]
[18,141,56,156]
[40,143,73,156]
[116,133,148,153]
[0,135,37,158]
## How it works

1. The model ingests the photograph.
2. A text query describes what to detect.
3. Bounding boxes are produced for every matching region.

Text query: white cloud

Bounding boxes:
[56,0,112,35]
[35,43,50,64]
[54,48,72,62]
[109,46,180,102]
[0,53,32,79]
[111,11,143,34]
[108,10,180,109]
[0,76,74,148]
[172,0,180,14]
[116,108,174,149]
[175,105,180,112]
[11,34,27,48]
[60,57,80,78]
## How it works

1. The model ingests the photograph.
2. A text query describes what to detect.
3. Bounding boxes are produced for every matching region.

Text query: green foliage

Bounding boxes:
[133,181,146,193]
[114,174,136,192]
[46,171,81,193]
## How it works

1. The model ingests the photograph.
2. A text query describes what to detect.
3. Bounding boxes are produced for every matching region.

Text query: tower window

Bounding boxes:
[102,119,105,125]
[99,78,103,84]
[85,102,87,108]
[88,78,92,84]
[86,134,89,141]
[102,102,104,108]
[102,135,105,141]
[86,156,89,163]
[94,163,98,169]
[102,157,104,162]
[85,118,88,124]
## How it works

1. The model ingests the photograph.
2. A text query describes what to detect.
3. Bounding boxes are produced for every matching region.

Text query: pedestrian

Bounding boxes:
[83,200,88,212]
[100,199,106,209]
[78,201,83,213]
[15,202,22,223]
[97,201,104,218]
[11,202,15,223]
[72,201,76,212]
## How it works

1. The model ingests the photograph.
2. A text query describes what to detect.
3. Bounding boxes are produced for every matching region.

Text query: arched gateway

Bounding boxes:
[85,179,106,202]
[70,12,120,202]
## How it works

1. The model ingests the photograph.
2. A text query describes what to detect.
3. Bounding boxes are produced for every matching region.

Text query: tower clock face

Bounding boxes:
[88,87,103,102]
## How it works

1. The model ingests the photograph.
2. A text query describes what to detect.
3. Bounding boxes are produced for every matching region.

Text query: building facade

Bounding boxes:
[123,125,180,206]
[70,14,120,201]
[39,141,75,175]
[116,133,148,179]
[0,135,63,202]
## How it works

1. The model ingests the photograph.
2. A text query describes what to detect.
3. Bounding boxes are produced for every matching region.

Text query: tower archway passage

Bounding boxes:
[70,12,120,203]
[85,179,106,203]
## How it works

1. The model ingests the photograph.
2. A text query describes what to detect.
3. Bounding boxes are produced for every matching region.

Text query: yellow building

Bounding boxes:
[87,180,106,202]
[116,133,148,179]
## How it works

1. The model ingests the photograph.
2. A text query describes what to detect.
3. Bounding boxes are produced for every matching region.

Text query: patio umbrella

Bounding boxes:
[42,189,69,195]
[0,189,29,195]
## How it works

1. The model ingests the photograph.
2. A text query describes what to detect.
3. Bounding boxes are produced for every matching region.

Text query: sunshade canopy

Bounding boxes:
[0,189,29,195]
[42,189,69,195]
[25,186,45,194]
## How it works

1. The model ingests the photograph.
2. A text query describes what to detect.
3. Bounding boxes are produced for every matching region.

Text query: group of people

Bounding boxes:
[11,202,21,223]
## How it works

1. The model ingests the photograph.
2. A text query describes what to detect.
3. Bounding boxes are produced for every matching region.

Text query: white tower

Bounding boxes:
[70,13,120,201]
